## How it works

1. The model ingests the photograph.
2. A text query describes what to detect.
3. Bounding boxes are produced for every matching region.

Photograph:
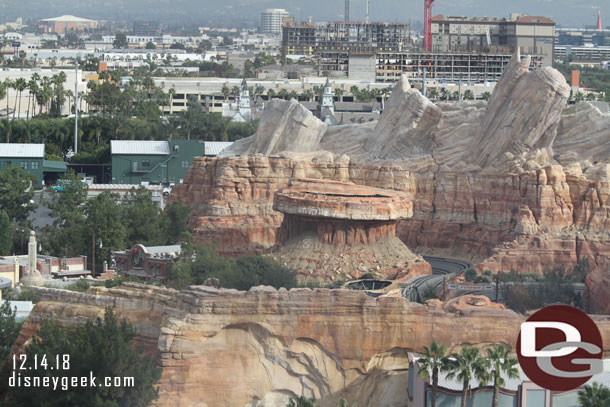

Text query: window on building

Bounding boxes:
[31,161,39,170]
[141,160,150,168]
[20,162,27,170]
[181,160,189,168]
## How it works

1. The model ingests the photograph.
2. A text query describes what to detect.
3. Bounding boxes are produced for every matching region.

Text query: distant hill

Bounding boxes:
[0,0,600,28]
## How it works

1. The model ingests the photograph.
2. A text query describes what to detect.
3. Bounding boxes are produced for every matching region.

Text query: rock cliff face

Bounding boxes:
[20,284,610,407]
[169,50,610,310]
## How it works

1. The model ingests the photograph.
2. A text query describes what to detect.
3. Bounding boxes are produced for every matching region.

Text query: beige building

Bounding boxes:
[431,14,555,66]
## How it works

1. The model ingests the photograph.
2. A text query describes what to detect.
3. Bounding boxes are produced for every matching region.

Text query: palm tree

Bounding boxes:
[578,382,610,407]
[12,78,27,119]
[27,74,40,119]
[463,90,474,100]
[4,78,13,120]
[334,88,344,101]
[487,344,519,407]
[417,341,449,407]
[482,92,491,101]
[445,346,489,407]
[168,88,176,115]
[221,84,230,101]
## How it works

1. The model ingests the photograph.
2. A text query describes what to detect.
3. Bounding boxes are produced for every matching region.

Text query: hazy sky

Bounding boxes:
[1,0,605,28]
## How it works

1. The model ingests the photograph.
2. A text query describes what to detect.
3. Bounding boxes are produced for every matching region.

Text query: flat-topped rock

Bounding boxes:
[273,178,412,221]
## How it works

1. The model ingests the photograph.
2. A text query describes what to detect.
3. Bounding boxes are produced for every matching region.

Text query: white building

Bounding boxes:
[260,9,291,35]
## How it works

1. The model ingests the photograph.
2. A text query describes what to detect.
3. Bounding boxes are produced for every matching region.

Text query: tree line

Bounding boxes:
[0,67,256,163]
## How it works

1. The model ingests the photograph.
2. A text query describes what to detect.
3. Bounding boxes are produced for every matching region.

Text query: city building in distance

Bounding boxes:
[260,9,292,35]
[37,15,99,35]
[282,13,554,82]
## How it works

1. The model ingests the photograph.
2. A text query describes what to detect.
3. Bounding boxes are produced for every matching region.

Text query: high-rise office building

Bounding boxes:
[260,9,291,35]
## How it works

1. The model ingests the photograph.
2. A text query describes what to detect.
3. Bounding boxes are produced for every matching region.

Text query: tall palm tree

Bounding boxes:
[27,74,40,119]
[445,346,489,407]
[417,340,449,407]
[13,77,27,119]
[578,382,610,407]
[4,78,13,120]
[487,344,519,407]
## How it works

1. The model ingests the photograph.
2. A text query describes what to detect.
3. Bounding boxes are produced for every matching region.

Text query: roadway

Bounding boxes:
[400,256,471,302]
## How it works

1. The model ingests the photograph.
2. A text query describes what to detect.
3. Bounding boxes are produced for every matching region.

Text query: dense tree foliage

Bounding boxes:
[166,243,296,291]
[0,165,36,225]
[1,308,162,407]
[500,262,590,313]
[41,176,191,271]
[0,302,21,371]
[555,63,610,101]
[0,211,12,255]
[0,68,256,164]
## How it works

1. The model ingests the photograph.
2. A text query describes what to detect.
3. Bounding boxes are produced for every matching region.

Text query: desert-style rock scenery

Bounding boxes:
[17,50,610,406]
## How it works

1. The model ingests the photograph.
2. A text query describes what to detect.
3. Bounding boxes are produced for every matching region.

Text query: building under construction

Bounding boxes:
[282,21,412,57]
[375,51,545,83]
[282,3,554,82]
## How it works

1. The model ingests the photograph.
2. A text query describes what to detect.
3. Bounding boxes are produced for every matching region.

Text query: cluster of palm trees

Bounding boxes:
[0,72,74,123]
[418,341,519,407]
[578,382,610,407]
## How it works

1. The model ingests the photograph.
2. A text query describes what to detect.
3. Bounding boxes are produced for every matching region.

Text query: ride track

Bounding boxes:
[400,256,471,302]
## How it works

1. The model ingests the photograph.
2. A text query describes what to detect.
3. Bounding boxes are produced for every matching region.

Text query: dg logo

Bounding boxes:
[517,305,604,391]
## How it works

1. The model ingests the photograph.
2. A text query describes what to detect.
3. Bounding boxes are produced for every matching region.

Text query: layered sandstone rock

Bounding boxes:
[271,178,429,282]
[20,284,610,407]
[170,50,610,309]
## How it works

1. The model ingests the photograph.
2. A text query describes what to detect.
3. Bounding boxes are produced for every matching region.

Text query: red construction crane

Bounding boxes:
[424,0,435,51]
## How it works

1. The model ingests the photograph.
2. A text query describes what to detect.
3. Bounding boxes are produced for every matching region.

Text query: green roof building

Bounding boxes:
[0,143,66,187]
[110,139,205,185]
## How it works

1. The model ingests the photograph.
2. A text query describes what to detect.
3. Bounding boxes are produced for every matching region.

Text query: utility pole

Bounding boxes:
[74,59,79,154]
[495,277,499,302]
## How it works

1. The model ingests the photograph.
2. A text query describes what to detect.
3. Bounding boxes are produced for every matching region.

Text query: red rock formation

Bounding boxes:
[169,156,610,280]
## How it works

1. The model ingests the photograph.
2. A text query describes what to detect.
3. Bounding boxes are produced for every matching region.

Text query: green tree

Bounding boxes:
[164,202,191,244]
[463,269,477,282]
[287,396,318,407]
[445,347,489,407]
[417,340,449,407]
[0,211,12,255]
[114,32,128,49]
[487,344,519,407]
[0,164,36,225]
[165,259,193,290]
[0,301,21,370]
[3,308,162,407]
[122,187,167,246]
[578,382,610,407]
[145,41,156,49]
[84,191,127,269]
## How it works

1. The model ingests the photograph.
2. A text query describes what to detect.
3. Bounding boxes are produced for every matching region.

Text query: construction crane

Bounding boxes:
[424,0,435,51]
[345,0,349,22]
